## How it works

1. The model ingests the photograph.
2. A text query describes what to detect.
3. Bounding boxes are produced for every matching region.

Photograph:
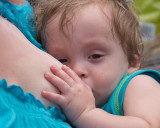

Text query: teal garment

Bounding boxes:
[0,1,70,127]
[0,79,71,128]
[102,69,160,115]
[0,0,43,50]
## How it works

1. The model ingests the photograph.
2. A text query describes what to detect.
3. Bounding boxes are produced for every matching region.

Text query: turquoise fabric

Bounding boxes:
[0,1,71,127]
[0,79,71,128]
[1,0,160,124]
[102,69,160,115]
[0,0,43,50]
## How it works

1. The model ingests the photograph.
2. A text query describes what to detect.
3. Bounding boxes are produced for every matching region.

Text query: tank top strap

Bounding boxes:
[102,69,160,115]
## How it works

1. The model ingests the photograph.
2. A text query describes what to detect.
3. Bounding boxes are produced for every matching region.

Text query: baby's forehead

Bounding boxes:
[66,2,113,20]
[45,1,118,46]
[47,2,113,32]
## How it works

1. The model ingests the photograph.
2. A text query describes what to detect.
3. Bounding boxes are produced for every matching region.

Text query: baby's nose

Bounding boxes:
[71,64,88,78]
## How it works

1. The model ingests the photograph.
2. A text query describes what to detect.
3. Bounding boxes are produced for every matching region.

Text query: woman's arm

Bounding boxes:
[0,16,62,108]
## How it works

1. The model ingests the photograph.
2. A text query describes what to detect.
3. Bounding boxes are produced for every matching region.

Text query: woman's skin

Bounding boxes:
[0,16,62,108]
[7,0,25,5]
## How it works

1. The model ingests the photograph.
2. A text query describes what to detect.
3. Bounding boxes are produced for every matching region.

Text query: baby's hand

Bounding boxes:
[42,65,95,124]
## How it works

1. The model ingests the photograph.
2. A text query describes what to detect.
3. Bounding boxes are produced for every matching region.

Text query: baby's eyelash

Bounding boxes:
[88,54,102,59]
[58,59,68,63]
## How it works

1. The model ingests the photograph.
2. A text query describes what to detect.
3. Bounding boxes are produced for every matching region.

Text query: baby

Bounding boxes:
[33,0,160,127]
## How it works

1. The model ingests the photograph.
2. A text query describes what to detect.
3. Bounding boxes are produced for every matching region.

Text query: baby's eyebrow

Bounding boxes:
[82,39,110,47]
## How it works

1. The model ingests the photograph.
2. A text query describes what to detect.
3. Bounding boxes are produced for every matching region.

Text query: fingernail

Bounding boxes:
[41,91,47,96]
[44,72,50,78]
[62,65,68,69]
[51,65,58,70]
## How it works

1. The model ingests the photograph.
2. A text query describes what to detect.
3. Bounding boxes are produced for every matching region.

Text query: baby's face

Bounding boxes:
[45,3,132,107]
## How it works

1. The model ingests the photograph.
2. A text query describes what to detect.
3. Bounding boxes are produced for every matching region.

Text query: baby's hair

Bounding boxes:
[33,0,143,66]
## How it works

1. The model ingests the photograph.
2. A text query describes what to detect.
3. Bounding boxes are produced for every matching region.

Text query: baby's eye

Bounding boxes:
[88,54,102,59]
[58,59,68,63]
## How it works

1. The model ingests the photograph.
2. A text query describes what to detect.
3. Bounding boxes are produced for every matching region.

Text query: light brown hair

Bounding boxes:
[33,0,143,65]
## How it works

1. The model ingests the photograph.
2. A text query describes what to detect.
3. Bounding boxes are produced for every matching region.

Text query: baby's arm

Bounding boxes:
[42,65,96,123]
[42,66,160,128]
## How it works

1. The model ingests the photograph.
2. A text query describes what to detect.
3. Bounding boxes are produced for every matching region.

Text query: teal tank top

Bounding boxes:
[102,69,160,115]
[0,0,43,50]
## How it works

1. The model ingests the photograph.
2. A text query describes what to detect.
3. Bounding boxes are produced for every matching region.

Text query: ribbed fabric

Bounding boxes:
[102,69,160,115]
[0,0,43,50]
[0,79,71,128]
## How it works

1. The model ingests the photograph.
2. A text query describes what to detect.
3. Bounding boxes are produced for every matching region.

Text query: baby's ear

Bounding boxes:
[128,54,141,74]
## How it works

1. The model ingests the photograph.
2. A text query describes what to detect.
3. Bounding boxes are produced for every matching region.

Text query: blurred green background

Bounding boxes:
[134,0,160,71]
[134,0,160,35]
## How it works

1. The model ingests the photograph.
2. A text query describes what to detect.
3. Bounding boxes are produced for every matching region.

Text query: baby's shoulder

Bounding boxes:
[126,69,160,88]
[125,71,160,98]
[123,71,160,127]
[130,74,159,86]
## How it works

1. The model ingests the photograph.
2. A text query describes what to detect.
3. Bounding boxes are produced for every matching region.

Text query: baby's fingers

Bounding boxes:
[62,65,82,83]
[41,91,65,107]
[44,72,70,94]
[50,65,75,87]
